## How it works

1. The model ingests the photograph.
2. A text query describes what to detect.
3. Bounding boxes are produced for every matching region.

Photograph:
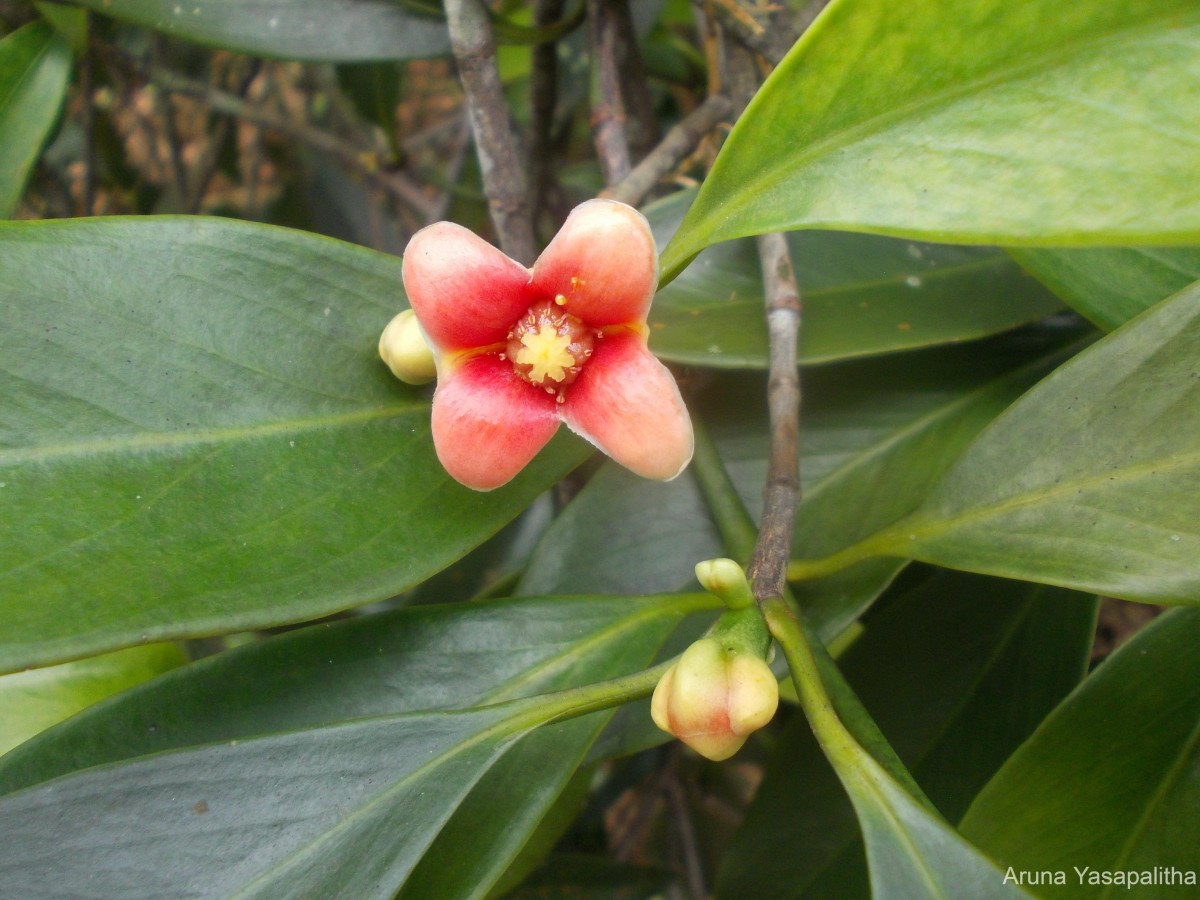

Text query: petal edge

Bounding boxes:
[531,200,658,328]
[561,332,693,481]
[404,222,536,351]
[432,355,560,491]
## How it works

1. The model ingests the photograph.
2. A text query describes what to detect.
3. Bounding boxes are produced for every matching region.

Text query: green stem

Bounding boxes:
[502,658,673,733]
[787,531,900,581]
[690,414,758,563]
[763,595,934,809]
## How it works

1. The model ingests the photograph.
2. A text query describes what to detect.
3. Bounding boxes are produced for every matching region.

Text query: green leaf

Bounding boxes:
[525,329,1084,638]
[0,592,710,897]
[662,0,1200,279]
[791,281,1200,605]
[848,763,1031,900]
[0,590,712,791]
[70,0,450,61]
[961,608,1200,897]
[790,331,1081,635]
[0,217,588,673]
[1011,247,1200,331]
[766,600,1029,900]
[645,191,1062,367]
[720,571,1096,898]
[0,22,71,218]
[0,643,186,757]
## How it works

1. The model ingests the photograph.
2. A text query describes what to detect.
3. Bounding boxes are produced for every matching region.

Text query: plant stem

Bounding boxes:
[185,56,261,215]
[609,0,659,159]
[689,415,758,564]
[445,0,538,263]
[604,95,732,207]
[96,43,436,221]
[588,0,632,187]
[692,0,798,66]
[79,20,96,216]
[747,231,802,604]
[530,0,565,227]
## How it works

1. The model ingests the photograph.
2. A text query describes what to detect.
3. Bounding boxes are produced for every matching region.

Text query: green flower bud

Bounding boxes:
[695,557,754,609]
[379,309,437,384]
[650,637,779,761]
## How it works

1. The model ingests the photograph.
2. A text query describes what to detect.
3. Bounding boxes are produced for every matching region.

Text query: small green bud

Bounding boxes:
[695,558,755,609]
[379,309,437,384]
[650,637,779,761]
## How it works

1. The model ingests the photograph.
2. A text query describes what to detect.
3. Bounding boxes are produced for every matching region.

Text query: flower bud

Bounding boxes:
[695,558,754,609]
[651,637,779,761]
[379,309,437,385]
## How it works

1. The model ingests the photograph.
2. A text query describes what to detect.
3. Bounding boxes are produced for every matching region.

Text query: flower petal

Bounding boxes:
[561,332,693,481]
[431,354,560,491]
[403,222,536,351]
[531,199,658,328]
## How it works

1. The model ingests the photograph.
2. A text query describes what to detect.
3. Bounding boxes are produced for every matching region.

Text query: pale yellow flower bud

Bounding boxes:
[651,637,779,761]
[694,558,754,609]
[379,309,437,385]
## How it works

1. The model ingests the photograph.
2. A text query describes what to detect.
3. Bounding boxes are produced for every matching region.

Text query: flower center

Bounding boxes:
[507,300,595,392]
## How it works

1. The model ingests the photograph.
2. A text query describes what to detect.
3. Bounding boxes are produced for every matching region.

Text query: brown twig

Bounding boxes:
[747,230,802,603]
[530,0,566,228]
[603,94,732,206]
[692,0,799,66]
[445,0,537,263]
[661,762,708,899]
[150,37,188,206]
[79,26,96,215]
[588,0,632,187]
[722,40,804,604]
[610,0,659,160]
[94,45,437,222]
[184,57,261,214]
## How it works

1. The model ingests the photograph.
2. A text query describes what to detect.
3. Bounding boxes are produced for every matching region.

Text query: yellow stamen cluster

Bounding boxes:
[506,299,595,392]
[515,324,576,384]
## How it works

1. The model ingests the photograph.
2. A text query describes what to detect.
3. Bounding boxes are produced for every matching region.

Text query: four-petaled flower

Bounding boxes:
[400,199,694,491]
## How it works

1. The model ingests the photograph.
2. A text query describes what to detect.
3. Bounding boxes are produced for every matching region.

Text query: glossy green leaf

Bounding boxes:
[0,217,588,673]
[767,602,1029,900]
[645,191,1062,368]
[0,23,71,218]
[961,608,1200,897]
[523,329,1083,640]
[662,0,1200,279]
[720,571,1096,899]
[69,0,450,61]
[1011,247,1200,331]
[847,763,1030,900]
[791,281,1200,605]
[0,591,713,791]
[790,331,1081,636]
[0,643,186,757]
[0,592,710,897]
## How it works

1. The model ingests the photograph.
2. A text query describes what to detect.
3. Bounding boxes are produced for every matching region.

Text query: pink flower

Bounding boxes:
[401,199,694,491]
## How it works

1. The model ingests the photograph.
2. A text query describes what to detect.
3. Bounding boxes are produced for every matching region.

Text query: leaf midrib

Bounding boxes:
[479,593,716,704]
[0,403,423,466]
[889,447,1200,553]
